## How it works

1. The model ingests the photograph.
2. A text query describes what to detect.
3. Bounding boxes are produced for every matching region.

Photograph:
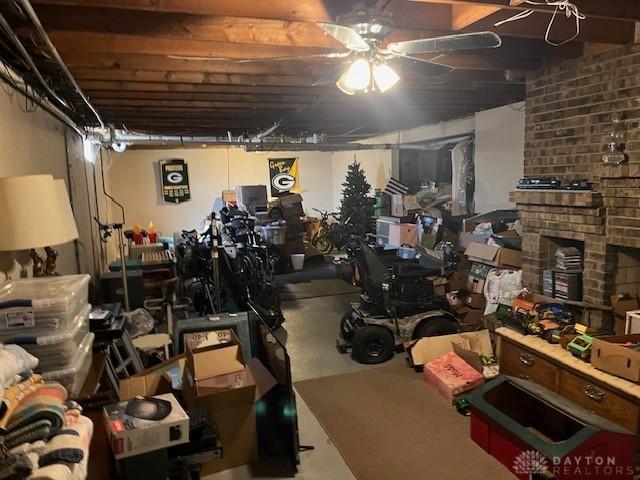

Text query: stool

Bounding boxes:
[132,333,172,360]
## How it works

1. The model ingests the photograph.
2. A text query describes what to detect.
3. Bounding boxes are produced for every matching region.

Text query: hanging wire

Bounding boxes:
[494,0,585,47]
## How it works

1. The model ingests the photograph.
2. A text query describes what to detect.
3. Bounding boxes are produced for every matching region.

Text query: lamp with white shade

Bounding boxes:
[0,175,79,276]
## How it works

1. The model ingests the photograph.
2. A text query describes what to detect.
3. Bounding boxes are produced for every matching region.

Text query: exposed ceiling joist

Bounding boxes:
[411,0,640,23]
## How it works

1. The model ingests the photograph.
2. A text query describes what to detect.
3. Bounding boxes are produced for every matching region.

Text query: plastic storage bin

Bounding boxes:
[0,275,90,336]
[5,304,90,372]
[42,331,94,397]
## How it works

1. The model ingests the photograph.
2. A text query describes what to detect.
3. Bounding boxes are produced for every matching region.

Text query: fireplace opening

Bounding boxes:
[541,236,584,302]
[613,247,640,297]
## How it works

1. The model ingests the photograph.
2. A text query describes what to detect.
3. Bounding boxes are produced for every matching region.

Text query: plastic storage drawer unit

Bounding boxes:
[4,304,91,372]
[0,275,90,336]
[42,331,94,397]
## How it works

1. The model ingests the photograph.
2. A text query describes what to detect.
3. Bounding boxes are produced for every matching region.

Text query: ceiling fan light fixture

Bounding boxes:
[373,62,400,93]
[339,58,371,92]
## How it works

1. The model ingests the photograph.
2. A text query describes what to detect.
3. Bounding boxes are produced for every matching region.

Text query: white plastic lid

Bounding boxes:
[0,275,90,308]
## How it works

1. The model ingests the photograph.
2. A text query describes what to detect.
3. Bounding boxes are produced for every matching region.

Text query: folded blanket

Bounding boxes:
[4,383,66,448]
[0,376,44,432]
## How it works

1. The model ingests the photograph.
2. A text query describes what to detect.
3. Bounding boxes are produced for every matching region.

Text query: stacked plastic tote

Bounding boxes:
[0,275,94,396]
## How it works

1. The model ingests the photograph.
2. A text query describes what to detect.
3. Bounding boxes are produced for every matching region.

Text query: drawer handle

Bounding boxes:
[584,384,605,403]
[519,353,535,367]
[518,374,531,380]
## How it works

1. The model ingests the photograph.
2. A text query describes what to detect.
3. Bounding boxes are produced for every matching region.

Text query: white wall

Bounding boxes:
[106,146,393,236]
[361,103,525,213]
[0,89,77,278]
[331,149,392,212]
[473,104,525,213]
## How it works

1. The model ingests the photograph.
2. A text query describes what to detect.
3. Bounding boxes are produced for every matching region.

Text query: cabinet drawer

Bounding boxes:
[558,370,639,433]
[500,340,558,391]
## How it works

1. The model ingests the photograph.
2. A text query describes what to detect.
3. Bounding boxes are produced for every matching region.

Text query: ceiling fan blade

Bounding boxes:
[316,22,371,52]
[387,31,501,56]
[167,52,349,63]
[387,56,454,78]
[312,63,349,86]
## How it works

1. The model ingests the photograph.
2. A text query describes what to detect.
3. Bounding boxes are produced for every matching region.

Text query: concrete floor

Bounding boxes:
[206,274,404,480]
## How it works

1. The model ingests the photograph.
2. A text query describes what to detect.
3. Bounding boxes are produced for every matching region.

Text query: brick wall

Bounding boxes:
[526,44,640,186]
[519,44,640,314]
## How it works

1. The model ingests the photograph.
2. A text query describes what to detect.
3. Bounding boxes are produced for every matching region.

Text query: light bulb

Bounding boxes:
[339,58,371,92]
[373,63,400,93]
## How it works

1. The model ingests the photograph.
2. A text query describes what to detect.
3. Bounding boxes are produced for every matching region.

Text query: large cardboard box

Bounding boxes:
[465,242,522,269]
[592,335,640,382]
[461,291,486,310]
[182,333,276,474]
[104,393,189,460]
[388,223,417,246]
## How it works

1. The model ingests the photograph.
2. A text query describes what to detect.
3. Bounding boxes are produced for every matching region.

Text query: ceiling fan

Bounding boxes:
[169,2,502,95]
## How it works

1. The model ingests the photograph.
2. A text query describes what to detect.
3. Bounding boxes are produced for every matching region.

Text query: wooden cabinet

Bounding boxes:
[498,330,640,437]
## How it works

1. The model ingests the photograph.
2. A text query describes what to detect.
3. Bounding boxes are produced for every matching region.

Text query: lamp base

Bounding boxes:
[29,247,59,277]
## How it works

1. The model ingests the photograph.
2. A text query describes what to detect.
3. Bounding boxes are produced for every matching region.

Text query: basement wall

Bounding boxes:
[362,103,525,213]
[0,89,77,278]
[106,147,392,238]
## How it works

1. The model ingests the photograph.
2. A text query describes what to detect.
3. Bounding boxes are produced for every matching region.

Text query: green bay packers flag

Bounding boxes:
[160,158,191,204]
[268,157,298,197]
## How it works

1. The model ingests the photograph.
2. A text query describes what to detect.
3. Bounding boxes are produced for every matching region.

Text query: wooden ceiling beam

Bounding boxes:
[410,0,640,22]
[462,10,635,45]
[31,0,334,22]
[451,5,502,30]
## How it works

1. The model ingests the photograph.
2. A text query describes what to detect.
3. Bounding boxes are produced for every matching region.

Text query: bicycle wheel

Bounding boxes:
[316,236,333,255]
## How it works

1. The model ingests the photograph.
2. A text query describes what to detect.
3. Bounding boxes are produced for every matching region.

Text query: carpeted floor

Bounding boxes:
[296,363,515,480]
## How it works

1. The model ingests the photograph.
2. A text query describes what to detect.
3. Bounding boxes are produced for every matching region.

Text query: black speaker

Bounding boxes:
[100,270,144,309]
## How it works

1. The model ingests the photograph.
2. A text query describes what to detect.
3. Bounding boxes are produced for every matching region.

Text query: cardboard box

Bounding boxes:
[182,333,276,474]
[452,330,499,379]
[408,330,494,367]
[104,393,189,460]
[390,194,419,217]
[465,242,522,269]
[222,190,237,204]
[236,185,267,208]
[424,352,484,403]
[120,355,185,401]
[388,223,417,246]
[461,291,486,310]
[592,335,640,382]
[278,193,303,207]
[467,262,492,294]
[611,295,640,335]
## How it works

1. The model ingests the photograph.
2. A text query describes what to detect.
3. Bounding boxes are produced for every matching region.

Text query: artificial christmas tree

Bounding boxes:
[339,160,375,238]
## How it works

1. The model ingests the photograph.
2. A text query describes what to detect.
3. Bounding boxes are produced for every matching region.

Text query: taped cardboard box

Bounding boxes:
[465,242,522,269]
[467,262,492,294]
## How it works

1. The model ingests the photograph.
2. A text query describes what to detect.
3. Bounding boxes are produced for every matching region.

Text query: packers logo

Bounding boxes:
[272,173,295,191]
[166,172,184,184]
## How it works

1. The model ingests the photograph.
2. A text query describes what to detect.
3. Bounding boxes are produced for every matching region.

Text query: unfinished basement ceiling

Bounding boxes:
[0,0,638,138]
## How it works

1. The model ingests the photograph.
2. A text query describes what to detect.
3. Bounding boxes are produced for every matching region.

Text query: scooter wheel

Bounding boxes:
[351,326,394,364]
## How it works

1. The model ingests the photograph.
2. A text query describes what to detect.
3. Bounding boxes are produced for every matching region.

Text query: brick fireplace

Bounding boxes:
[515,44,640,321]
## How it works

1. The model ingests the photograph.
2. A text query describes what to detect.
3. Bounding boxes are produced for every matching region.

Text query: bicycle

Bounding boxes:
[310,209,338,254]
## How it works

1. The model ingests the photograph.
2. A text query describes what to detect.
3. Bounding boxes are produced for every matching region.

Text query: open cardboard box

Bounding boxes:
[119,355,185,401]
[408,330,495,373]
[465,242,522,269]
[592,334,640,382]
[182,331,276,475]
